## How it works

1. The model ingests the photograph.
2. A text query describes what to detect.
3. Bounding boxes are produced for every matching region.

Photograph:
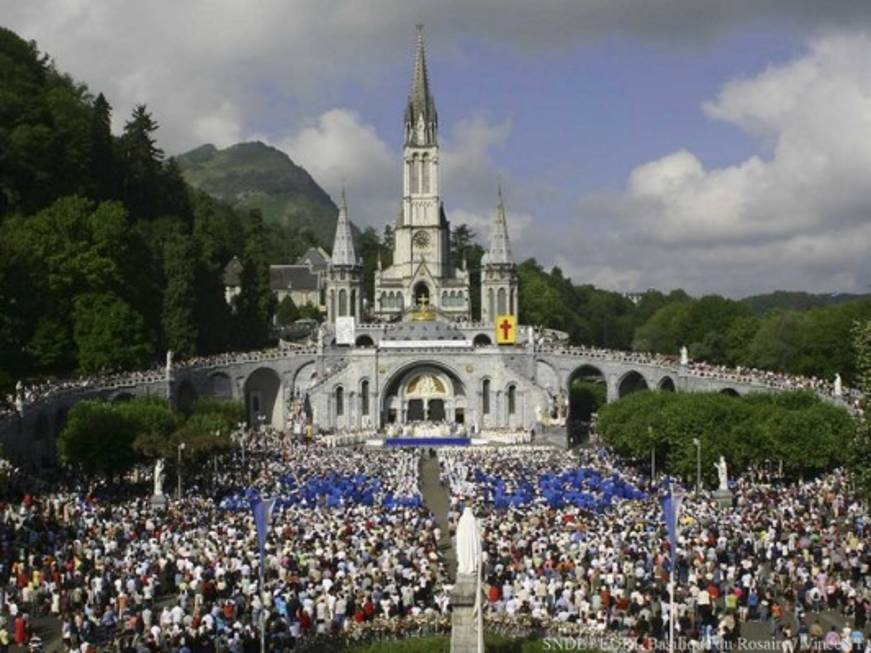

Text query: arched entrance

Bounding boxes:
[473,334,492,347]
[659,376,676,392]
[244,368,282,429]
[381,363,465,426]
[176,381,198,415]
[720,387,740,397]
[413,282,430,308]
[618,371,649,398]
[567,364,607,444]
[209,372,233,399]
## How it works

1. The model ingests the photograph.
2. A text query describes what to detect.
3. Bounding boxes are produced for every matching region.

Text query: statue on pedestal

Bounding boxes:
[456,506,481,576]
[834,373,843,397]
[680,346,689,366]
[153,459,165,496]
[714,456,729,492]
[165,350,173,378]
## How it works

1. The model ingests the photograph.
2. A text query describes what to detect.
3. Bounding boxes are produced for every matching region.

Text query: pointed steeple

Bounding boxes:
[484,185,514,265]
[331,189,357,266]
[405,25,437,145]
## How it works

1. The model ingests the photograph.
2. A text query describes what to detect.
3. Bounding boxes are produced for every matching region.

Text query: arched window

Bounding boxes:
[335,387,344,416]
[497,288,507,315]
[482,379,491,415]
[509,289,515,315]
[488,288,494,320]
[508,385,517,415]
[338,289,347,316]
[329,290,335,320]
[421,154,430,193]
[361,380,369,416]
[409,155,419,193]
[380,292,386,309]
[442,291,448,307]
[350,289,357,318]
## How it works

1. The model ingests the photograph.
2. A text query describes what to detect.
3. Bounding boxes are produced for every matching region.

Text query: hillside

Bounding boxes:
[177,142,339,247]
[741,290,871,315]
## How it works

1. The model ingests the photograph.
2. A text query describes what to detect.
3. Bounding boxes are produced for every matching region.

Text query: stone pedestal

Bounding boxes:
[712,489,733,509]
[150,494,168,510]
[451,573,482,653]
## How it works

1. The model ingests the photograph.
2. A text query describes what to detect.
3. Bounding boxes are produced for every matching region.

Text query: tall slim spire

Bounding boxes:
[405,25,437,145]
[484,185,514,265]
[331,189,357,266]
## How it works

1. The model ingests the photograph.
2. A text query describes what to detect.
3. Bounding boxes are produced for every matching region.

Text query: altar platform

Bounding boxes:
[383,437,472,448]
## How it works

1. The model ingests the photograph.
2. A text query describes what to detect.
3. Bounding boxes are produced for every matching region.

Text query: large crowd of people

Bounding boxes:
[439,446,869,651]
[0,440,449,651]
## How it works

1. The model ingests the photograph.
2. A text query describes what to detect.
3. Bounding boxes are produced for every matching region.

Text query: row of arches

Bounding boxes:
[486,287,515,318]
[441,290,465,307]
[380,292,404,310]
[330,289,358,318]
[407,152,435,195]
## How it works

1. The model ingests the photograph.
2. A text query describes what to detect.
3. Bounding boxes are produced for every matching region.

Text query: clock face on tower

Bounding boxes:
[413,230,431,249]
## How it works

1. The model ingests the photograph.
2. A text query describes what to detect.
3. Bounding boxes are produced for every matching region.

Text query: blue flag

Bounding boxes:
[251,497,276,580]
[660,486,683,570]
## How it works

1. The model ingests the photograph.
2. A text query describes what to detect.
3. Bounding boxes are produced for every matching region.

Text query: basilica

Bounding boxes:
[325,26,517,327]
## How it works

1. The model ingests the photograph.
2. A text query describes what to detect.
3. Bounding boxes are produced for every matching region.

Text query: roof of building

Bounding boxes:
[269,265,320,292]
[298,246,330,271]
[222,256,244,287]
[330,190,358,267]
[404,25,437,136]
[482,186,515,266]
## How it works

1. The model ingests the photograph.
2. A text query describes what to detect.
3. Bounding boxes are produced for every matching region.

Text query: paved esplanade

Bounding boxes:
[420,451,457,580]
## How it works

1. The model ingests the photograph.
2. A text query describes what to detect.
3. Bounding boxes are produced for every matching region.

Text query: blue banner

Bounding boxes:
[250,497,275,580]
[660,486,683,570]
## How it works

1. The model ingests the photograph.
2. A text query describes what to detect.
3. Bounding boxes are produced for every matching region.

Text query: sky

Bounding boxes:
[4,1,871,297]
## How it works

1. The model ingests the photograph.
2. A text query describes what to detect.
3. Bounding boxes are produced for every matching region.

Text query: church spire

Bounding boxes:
[484,185,514,265]
[405,25,437,146]
[330,189,357,266]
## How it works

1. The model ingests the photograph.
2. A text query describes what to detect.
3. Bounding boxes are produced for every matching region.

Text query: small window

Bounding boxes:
[336,387,344,416]
[482,379,491,415]
[361,380,369,416]
[508,385,516,415]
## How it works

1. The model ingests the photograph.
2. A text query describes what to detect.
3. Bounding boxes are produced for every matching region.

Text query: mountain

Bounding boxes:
[177,142,339,248]
[740,290,871,315]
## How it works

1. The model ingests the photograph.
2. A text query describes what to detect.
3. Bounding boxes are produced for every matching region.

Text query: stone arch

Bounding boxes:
[112,392,135,403]
[208,372,233,399]
[355,334,375,348]
[413,281,430,307]
[720,387,740,397]
[34,413,50,441]
[659,376,676,392]
[338,289,347,317]
[291,361,317,395]
[54,407,68,438]
[381,360,466,425]
[176,380,198,415]
[567,364,607,442]
[473,333,492,347]
[243,367,282,428]
[618,371,649,399]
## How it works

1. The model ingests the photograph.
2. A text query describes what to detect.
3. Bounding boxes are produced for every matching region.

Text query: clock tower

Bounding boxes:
[373,26,470,321]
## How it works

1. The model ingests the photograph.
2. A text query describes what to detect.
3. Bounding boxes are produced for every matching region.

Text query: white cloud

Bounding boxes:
[560,32,871,295]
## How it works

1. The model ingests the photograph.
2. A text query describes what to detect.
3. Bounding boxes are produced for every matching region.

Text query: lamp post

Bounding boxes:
[177,442,186,500]
[648,426,655,482]
[692,437,701,494]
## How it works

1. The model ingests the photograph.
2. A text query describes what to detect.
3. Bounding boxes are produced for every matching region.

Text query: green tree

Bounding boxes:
[275,295,300,326]
[58,400,139,477]
[119,104,163,220]
[162,235,199,356]
[89,92,117,201]
[73,292,152,373]
[848,320,871,502]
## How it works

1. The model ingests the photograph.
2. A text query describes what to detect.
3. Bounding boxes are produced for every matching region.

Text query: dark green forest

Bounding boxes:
[2,25,870,398]
[0,27,276,392]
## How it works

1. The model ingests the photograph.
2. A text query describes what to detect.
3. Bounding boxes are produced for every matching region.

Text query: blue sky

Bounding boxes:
[3,1,871,296]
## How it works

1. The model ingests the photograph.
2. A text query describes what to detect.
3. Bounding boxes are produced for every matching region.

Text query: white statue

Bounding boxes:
[680,346,689,366]
[833,374,843,397]
[456,506,481,576]
[316,324,325,354]
[714,456,728,492]
[165,350,173,377]
[14,380,24,415]
[534,404,543,424]
[153,459,165,496]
